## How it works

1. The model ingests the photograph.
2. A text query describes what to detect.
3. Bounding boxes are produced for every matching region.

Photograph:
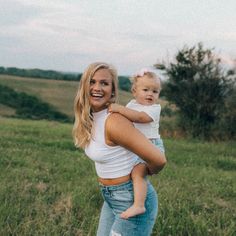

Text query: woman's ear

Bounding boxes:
[109,92,116,103]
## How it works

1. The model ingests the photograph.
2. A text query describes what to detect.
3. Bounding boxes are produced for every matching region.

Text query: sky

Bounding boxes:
[0,0,236,76]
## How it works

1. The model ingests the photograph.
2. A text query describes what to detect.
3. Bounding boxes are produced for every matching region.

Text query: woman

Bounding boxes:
[73,62,166,236]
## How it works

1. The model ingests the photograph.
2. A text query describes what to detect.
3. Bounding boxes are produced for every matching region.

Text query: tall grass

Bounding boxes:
[0,117,235,235]
[0,117,100,235]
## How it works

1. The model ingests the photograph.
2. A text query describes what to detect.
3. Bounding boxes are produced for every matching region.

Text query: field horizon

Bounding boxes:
[0,74,170,118]
[0,74,135,118]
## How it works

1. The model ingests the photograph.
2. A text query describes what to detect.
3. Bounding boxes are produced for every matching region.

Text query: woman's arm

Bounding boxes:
[108,103,152,123]
[105,113,166,174]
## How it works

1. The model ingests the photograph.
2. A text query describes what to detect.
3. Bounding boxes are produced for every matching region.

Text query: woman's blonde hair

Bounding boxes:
[72,62,118,149]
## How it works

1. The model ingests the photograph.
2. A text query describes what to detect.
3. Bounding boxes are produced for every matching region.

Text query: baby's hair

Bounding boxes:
[130,71,161,92]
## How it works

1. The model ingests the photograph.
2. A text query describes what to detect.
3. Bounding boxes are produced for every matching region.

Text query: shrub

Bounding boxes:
[0,84,70,122]
[155,43,234,139]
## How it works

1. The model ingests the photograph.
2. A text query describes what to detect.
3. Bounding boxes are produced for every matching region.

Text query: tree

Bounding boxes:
[155,43,234,138]
[217,69,236,138]
[118,76,131,91]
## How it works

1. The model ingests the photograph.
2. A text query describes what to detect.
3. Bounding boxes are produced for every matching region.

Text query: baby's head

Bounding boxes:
[130,70,161,106]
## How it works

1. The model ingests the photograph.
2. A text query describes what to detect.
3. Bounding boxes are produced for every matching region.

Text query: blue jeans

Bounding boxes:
[97,180,158,236]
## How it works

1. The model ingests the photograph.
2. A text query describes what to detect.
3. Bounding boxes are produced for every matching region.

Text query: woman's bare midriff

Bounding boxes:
[98,174,131,186]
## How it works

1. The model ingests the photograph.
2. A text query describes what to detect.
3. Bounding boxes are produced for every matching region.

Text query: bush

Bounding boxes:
[118,76,131,92]
[156,43,234,139]
[0,84,71,122]
[213,88,236,139]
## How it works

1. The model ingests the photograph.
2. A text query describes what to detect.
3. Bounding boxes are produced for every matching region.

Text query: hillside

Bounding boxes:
[0,75,134,118]
[0,84,70,122]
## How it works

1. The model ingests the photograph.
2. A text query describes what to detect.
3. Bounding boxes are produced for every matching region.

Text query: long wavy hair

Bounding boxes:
[72,62,118,149]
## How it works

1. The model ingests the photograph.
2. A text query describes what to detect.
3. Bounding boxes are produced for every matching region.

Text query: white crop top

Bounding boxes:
[85,109,139,179]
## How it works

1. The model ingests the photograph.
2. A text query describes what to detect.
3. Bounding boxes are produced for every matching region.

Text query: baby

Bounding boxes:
[109,69,165,219]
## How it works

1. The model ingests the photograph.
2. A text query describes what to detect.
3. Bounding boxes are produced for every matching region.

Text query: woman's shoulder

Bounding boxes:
[105,113,136,146]
[106,112,133,127]
[105,113,135,137]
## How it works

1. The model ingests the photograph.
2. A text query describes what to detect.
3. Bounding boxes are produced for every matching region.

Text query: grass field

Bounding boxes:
[0,117,235,236]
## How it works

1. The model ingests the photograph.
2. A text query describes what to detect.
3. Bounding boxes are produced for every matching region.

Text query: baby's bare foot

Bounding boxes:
[120,205,146,219]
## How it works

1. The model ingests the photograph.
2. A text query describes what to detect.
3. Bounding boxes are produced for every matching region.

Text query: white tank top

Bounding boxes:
[85,109,139,178]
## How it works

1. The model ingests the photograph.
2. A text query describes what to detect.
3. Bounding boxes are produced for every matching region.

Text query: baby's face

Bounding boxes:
[133,76,161,105]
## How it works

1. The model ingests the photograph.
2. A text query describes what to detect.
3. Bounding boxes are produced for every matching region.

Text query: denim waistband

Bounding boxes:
[99,180,133,191]
[99,179,150,191]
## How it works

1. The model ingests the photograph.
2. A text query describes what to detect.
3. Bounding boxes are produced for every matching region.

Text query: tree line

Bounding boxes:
[0,66,81,81]
[0,66,131,92]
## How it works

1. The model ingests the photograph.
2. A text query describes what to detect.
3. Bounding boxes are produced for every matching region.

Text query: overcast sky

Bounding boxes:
[0,0,236,76]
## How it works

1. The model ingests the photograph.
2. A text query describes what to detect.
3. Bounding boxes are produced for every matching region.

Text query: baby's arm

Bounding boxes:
[108,103,152,123]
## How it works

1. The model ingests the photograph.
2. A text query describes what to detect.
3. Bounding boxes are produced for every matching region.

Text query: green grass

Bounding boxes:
[0,117,235,235]
[0,117,100,235]
[0,103,16,117]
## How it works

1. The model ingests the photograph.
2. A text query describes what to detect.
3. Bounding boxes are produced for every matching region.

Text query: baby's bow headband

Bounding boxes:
[135,68,151,77]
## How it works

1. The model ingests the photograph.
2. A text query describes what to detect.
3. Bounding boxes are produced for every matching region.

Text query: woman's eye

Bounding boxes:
[101,81,110,86]
[90,80,95,85]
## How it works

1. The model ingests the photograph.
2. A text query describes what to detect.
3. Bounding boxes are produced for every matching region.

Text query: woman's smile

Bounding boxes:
[90,92,102,98]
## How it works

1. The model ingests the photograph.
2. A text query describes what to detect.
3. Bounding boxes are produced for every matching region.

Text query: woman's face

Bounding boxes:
[89,68,113,112]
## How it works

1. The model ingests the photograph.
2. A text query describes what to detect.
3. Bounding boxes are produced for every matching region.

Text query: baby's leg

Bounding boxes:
[120,163,148,219]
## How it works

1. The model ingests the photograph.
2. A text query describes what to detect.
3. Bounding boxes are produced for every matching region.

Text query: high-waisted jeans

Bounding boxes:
[97,180,158,236]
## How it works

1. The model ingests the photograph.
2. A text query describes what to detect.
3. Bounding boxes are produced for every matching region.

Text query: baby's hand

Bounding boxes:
[108,103,123,113]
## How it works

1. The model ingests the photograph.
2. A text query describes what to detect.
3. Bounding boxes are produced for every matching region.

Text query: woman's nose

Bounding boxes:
[92,82,101,91]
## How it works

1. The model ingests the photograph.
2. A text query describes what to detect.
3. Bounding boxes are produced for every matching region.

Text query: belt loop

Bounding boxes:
[105,185,110,193]
[103,186,112,197]
[102,185,110,194]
